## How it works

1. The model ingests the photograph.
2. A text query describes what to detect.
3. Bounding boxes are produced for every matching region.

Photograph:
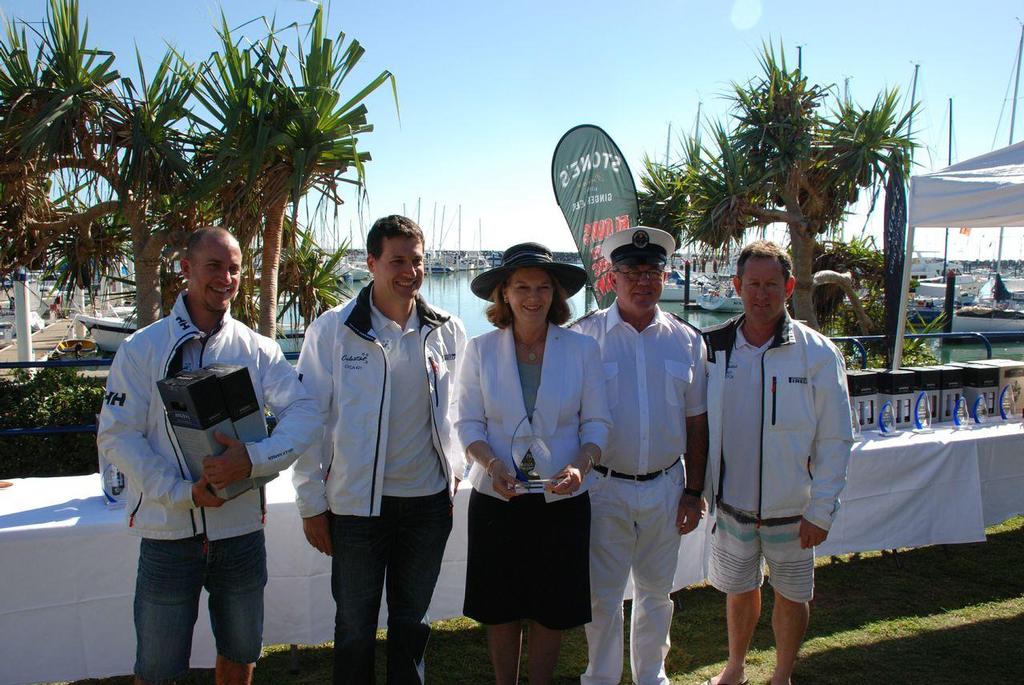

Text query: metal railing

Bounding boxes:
[831,331,1024,369]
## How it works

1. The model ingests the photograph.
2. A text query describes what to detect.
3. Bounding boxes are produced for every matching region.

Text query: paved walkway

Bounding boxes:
[0,319,110,377]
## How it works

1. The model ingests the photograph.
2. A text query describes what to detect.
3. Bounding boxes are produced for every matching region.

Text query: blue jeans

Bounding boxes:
[134,530,267,683]
[330,490,453,685]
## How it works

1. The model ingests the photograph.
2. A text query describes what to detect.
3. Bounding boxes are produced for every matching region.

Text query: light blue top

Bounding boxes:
[517,360,542,420]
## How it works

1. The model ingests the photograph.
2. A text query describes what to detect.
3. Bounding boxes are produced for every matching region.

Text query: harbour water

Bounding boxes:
[416,270,1024,365]
[232,269,1024,365]
[418,269,734,337]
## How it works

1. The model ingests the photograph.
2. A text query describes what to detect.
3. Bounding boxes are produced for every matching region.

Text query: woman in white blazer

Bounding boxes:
[456,242,611,685]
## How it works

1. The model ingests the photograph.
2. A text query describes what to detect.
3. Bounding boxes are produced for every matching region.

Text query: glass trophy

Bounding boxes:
[512,440,553,493]
[971,395,988,425]
[998,384,1017,421]
[952,396,970,428]
[515,450,540,480]
[850,404,861,438]
[101,462,125,507]
[912,391,932,431]
[877,400,899,435]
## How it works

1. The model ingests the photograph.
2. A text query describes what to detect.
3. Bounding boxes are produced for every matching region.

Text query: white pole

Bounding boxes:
[13,268,33,362]
[75,287,86,337]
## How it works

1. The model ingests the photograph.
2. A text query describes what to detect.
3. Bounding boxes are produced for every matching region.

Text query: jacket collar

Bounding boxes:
[704,312,795,362]
[345,282,449,339]
[168,291,231,340]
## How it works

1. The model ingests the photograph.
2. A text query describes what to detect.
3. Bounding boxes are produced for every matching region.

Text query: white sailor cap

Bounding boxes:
[599,226,676,266]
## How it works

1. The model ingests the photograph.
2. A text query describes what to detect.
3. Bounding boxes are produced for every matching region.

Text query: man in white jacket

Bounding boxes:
[573,226,709,685]
[293,215,467,684]
[701,240,853,685]
[97,227,321,685]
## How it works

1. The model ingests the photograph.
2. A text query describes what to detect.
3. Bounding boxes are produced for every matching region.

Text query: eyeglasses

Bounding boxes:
[613,268,665,283]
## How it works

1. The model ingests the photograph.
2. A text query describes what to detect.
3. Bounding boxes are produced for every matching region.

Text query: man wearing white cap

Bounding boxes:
[572,226,708,685]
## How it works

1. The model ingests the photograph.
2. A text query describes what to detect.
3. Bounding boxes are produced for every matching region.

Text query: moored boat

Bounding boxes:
[696,285,744,312]
[53,338,98,359]
[952,306,1024,333]
[75,313,136,353]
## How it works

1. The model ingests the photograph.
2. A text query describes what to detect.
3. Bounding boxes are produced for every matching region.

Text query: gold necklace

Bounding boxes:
[514,332,545,362]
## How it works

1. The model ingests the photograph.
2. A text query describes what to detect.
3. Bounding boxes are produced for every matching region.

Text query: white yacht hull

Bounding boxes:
[951,310,1024,333]
[76,313,136,352]
[697,294,744,312]
[659,284,690,302]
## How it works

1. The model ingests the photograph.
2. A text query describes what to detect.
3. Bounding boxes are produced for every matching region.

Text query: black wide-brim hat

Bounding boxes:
[470,242,588,300]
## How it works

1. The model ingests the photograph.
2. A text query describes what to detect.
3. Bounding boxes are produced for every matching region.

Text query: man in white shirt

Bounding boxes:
[573,226,709,685]
[293,215,467,684]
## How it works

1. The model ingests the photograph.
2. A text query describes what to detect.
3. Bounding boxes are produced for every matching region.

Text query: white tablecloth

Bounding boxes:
[1,423,1021,685]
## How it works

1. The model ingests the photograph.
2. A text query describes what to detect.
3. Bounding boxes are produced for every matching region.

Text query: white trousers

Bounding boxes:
[582,467,684,685]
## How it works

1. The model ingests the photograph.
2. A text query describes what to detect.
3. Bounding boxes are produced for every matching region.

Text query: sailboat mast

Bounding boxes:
[1010,22,1024,144]
[997,22,1024,274]
[664,122,671,165]
[907,64,920,149]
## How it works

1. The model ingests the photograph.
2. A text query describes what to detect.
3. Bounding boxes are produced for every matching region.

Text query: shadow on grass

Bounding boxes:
[793,613,1024,684]
[665,522,1024,677]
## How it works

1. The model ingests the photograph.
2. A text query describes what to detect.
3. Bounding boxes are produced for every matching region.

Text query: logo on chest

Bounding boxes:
[342,352,368,370]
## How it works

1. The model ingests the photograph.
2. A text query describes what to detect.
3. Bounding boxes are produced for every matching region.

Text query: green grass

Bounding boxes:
[62,517,1024,684]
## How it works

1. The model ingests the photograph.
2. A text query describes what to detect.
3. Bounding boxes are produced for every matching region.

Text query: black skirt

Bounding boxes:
[463,488,591,630]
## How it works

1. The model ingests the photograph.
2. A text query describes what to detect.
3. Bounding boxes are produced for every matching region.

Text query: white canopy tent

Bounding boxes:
[893,141,1024,367]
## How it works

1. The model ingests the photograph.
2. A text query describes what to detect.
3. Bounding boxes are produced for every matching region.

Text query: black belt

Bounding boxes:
[717,499,803,527]
[594,462,676,482]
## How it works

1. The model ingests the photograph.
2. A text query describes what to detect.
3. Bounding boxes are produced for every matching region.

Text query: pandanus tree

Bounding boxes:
[0,0,121,275]
[277,221,350,329]
[1,1,389,332]
[638,44,915,329]
[0,0,194,326]
[192,6,395,337]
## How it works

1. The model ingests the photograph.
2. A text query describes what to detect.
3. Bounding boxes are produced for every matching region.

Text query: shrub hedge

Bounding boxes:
[0,367,105,478]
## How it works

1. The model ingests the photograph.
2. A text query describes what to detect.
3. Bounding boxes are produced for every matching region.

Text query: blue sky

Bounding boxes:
[3,0,1023,259]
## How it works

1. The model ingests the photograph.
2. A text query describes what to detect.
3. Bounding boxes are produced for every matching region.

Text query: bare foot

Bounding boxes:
[705,669,748,685]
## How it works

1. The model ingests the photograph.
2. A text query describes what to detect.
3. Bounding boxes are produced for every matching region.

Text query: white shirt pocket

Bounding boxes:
[603,362,619,410]
[664,359,693,407]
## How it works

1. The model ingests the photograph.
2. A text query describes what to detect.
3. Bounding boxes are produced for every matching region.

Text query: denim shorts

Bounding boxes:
[134,529,267,683]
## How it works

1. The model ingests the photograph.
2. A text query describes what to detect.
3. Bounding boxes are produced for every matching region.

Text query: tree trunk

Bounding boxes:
[788,225,819,329]
[258,198,288,338]
[126,201,162,327]
[812,270,874,334]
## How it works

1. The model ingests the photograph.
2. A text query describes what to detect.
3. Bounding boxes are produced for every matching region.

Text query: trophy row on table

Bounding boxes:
[847,359,1024,435]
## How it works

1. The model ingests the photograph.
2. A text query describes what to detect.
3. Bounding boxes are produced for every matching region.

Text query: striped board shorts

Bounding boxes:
[707,505,815,603]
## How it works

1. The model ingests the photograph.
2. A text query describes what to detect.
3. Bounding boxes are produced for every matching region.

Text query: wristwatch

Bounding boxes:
[683,487,703,498]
